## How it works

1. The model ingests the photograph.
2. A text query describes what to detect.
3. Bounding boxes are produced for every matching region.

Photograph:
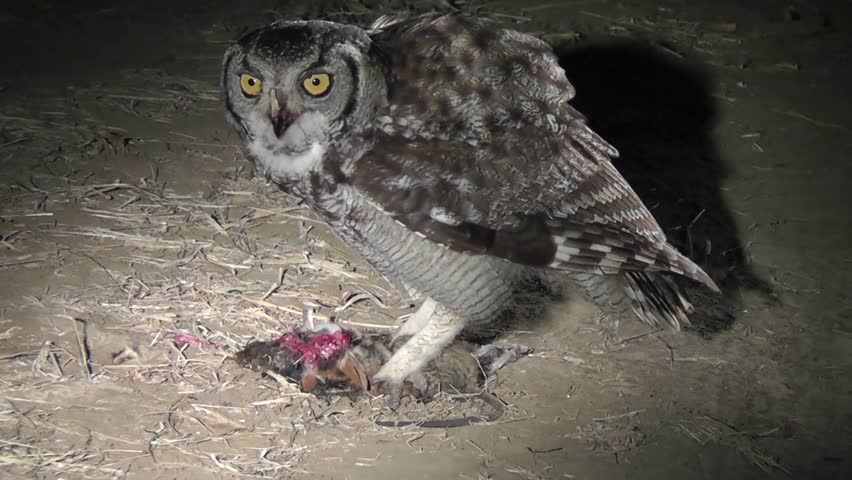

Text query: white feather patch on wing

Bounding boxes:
[589,243,612,253]
[555,245,580,262]
[555,233,581,262]
[633,254,655,264]
[429,206,462,226]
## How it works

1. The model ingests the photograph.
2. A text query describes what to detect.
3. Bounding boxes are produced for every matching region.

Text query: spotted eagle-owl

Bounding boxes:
[222,13,718,396]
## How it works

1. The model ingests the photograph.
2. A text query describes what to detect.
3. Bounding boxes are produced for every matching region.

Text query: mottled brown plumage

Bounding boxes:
[222,12,718,398]
[356,15,716,290]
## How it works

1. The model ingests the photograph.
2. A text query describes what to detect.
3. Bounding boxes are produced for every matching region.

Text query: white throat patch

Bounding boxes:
[247,110,329,179]
[253,140,326,178]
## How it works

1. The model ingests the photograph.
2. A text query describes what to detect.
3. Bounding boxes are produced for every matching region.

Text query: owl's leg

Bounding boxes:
[375,304,465,407]
[387,298,438,396]
[393,298,438,341]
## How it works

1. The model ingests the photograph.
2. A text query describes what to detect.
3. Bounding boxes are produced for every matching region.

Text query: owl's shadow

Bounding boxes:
[542,40,770,335]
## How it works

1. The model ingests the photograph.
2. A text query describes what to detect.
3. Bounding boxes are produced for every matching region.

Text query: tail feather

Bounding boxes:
[565,270,694,330]
[546,222,719,294]
[623,271,692,330]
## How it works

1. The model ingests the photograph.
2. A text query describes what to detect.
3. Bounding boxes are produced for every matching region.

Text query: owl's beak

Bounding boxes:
[269,88,281,120]
[269,88,298,138]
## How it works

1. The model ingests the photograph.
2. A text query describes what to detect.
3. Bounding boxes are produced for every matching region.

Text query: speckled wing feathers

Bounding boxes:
[351,13,716,291]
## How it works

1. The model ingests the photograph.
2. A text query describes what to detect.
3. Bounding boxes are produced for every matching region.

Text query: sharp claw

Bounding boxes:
[474,342,533,376]
[387,383,402,410]
[407,371,429,396]
[371,379,406,410]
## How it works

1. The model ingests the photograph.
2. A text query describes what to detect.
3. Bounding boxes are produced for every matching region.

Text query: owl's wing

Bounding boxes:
[355,13,717,290]
[350,132,714,291]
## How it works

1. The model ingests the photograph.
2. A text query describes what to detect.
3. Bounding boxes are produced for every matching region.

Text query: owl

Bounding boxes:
[222,13,718,400]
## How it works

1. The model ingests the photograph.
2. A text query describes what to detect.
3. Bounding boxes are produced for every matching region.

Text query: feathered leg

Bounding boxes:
[375,303,466,406]
[393,297,438,341]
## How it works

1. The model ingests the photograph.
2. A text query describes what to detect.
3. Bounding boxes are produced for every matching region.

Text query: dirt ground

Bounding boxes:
[1,0,850,478]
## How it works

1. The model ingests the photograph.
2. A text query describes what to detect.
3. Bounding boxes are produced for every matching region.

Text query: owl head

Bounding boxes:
[222,20,387,179]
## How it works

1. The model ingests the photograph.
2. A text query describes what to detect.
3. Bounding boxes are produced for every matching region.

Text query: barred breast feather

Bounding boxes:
[313,183,523,327]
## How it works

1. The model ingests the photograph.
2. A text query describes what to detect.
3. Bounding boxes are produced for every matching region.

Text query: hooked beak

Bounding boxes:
[269,88,299,138]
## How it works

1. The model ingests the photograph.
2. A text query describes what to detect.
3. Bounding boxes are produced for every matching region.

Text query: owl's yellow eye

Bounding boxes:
[239,74,262,97]
[302,73,332,97]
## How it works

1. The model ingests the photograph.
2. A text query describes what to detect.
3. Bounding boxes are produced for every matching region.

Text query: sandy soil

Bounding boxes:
[0,0,850,478]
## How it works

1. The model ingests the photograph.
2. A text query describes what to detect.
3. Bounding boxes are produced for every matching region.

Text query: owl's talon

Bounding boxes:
[474,342,533,376]
[372,370,432,410]
[387,382,402,410]
[370,379,403,410]
[407,371,429,395]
